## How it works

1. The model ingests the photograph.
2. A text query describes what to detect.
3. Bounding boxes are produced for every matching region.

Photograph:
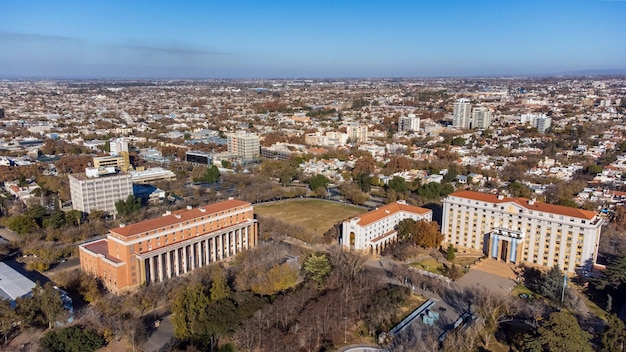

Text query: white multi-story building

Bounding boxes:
[346,123,368,143]
[227,132,260,161]
[471,107,492,129]
[398,114,421,132]
[69,167,133,215]
[453,98,471,129]
[110,137,129,155]
[442,190,603,273]
[535,116,552,133]
[342,200,432,254]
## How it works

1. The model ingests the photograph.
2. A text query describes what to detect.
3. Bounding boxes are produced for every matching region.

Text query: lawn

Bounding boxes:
[255,199,366,236]
[410,258,444,274]
[451,255,482,266]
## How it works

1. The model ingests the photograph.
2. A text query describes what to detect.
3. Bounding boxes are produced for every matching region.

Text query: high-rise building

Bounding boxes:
[471,107,492,129]
[342,200,432,254]
[69,167,133,215]
[535,116,552,133]
[79,199,258,293]
[453,98,472,129]
[398,114,421,132]
[346,123,368,143]
[227,132,260,161]
[442,190,603,273]
[108,137,130,172]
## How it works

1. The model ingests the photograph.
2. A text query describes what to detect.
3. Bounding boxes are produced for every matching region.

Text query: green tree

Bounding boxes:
[447,244,456,260]
[524,312,592,352]
[308,174,330,191]
[171,283,211,340]
[452,137,466,146]
[602,313,626,352]
[115,195,142,217]
[210,267,231,302]
[387,176,408,194]
[40,326,105,352]
[355,172,372,192]
[540,265,565,302]
[65,210,83,228]
[302,253,332,285]
[7,215,35,234]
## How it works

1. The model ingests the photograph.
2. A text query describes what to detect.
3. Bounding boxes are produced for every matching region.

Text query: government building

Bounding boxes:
[342,200,432,254]
[79,199,258,293]
[442,190,603,273]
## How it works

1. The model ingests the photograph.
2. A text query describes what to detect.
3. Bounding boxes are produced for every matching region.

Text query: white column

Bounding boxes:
[196,241,202,267]
[166,250,172,278]
[190,243,196,271]
[157,254,164,282]
[212,237,218,261]
[205,239,210,264]
[174,248,180,276]
[150,256,157,283]
[183,246,188,273]
[226,231,231,257]
[217,234,224,260]
[244,226,249,249]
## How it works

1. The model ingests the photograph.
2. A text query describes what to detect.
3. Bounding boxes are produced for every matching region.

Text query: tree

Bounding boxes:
[24,282,66,329]
[540,265,565,302]
[451,137,466,146]
[192,165,220,184]
[7,215,34,234]
[446,244,455,260]
[395,219,443,248]
[473,288,517,348]
[524,312,592,352]
[40,326,105,352]
[302,253,332,285]
[0,299,17,344]
[602,313,626,352]
[171,283,211,340]
[387,176,408,194]
[355,172,372,192]
[115,195,142,217]
[308,174,330,192]
[210,267,231,302]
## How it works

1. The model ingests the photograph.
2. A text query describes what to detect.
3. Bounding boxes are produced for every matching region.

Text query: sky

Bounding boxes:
[1,0,625,79]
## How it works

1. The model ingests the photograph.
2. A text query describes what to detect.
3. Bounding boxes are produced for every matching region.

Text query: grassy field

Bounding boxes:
[410,258,444,274]
[255,199,366,235]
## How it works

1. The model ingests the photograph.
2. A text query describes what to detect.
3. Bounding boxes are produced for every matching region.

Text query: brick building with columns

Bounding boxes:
[79,199,257,293]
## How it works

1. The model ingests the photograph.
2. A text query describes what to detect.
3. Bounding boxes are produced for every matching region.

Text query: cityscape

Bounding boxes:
[1,1,626,352]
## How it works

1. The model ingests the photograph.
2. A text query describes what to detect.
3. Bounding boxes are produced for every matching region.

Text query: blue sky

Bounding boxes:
[1,0,625,78]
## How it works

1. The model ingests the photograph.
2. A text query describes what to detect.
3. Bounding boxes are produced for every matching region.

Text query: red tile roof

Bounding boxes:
[82,239,122,263]
[448,190,597,220]
[111,199,251,238]
[356,201,431,226]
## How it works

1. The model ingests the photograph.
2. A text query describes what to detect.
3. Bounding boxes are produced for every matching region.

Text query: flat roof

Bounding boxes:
[0,262,36,301]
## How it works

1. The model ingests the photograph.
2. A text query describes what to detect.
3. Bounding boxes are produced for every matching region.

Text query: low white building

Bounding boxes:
[341,200,432,254]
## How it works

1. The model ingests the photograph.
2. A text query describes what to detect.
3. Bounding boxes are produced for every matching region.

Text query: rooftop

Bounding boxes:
[110,199,251,238]
[356,201,432,227]
[448,190,597,220]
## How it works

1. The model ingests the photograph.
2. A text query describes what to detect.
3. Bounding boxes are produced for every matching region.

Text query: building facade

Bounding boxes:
[346,123,368,143]
[453,98,471,129]
[471,107,492,129]
[69,167,133,214]
[227,132,260,161]
[342,200,432,254]
[79,199,258,293]
[442,190,603,273]
[398,114,421,132]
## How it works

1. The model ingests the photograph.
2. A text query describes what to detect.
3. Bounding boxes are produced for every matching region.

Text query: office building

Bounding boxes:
[342,200,432,254]
[346,123,368,143]
[442,190,603,273]
[471,107,492,129]
[535,116,552,133]
[453,98,471,129]
[186,151,213,165]
[227,132,260,161]
[398,114,421,132]
[69,167,133,215]
[79,199,258,293]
